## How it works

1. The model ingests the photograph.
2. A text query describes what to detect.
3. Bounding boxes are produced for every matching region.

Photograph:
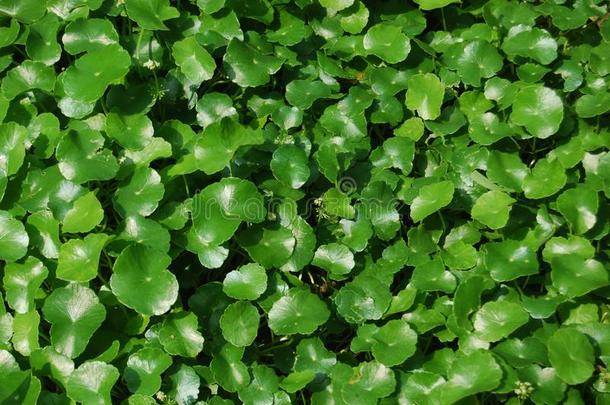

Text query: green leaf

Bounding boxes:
[223,38,283,87]
[167,364,200,404]
[159,311,204,357]
[371,319,417,366]
[237,225,296,269]
[339,1,369,34]
[334,276,392,324]
[413,0,460,10]
[267,9,307,46]
[12,311,40,356]
[486,151,528,192]
[62,192,104,233]
[0,349,41,403]
[410,181,455,222]
[3,257,47,314]
[444,40,503,86]
[220,301,260,347]
[0,0,46,23]
[42,284,106,358]
[551,255,609,298]
[522,158,566,199]
[405,73,444,121]
[483,240,538,282]
[321,188,355,219]
[223,263,268,301]
[440,350,502,404]
[196,0,225,13]
[285,80,332,110]
[113,167,164,217]
[363,23,411,64]
[110,245,178,316]
[543,235,595,263]
[280,213,317,273]
[191,177,265,247]
[575,92,610,118]
[189,118,264,175]
[56,124,119,184]
[502,27,558,65]
[280,370,316,393]
[271,145,310,189]
[471,190,515,229]
[173,36,216,85]
[547,328,595,385]
[518,365,567,405]
[62,18,119,55]
[56,234,108,282]
[0,210,29,262]
[294,337,337,373]
[320,0,354,15]
[268,288,330,335]
[105,112,154,150]
[556,185,598,235]
[312,243,355,279]
[29,346,74,388]
[412,255,456,292]
[125,347,172,395]
[61,44,131,103]
[273,105,303,130]
[67,361,119,405]
[26,211,60,259]
[125,0,179,30]
[0,123,27,180]
[510,85,563,138]
[1,61,56,100]
[473,300,529,342]
[196,93,237,128]
[210,344,250,393]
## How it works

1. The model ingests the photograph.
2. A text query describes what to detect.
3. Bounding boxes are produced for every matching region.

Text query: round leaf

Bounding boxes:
[270,145,310,189]
[42,284,106,358]
[173,36,216,85]
[62,192,104,233]
[312,243,355,279]
[371,320,417,366]
[410,181,455,222]
[471,190,515,229]
[405,73,444,120]
[125,347,172,395]
[363,24,410,64]
[56,234,109,282]
[220,302,260,347]
[67,361,119,405]
[483,240,538,282]
[3,257,48,314]
[223,263,268,301]
[0,211,29,262]
[510,85,563,138]
[159,311,204,358]
[444,40,503,86]
[473,300,530,342]
[547,328,595,385]
[110,245,178,316]
[556,186,598,235]
[268,288,330,335]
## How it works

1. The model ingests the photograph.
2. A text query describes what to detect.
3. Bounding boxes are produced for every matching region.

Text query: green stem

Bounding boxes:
[440,8,447,31]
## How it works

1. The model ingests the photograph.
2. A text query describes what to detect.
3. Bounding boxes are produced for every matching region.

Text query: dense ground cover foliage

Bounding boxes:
[1,0,610,403]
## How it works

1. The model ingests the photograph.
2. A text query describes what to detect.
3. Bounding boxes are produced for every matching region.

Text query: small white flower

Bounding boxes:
[143,59,160,70]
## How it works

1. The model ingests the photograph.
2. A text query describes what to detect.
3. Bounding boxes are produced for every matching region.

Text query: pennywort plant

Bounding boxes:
[0,0,610,404]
